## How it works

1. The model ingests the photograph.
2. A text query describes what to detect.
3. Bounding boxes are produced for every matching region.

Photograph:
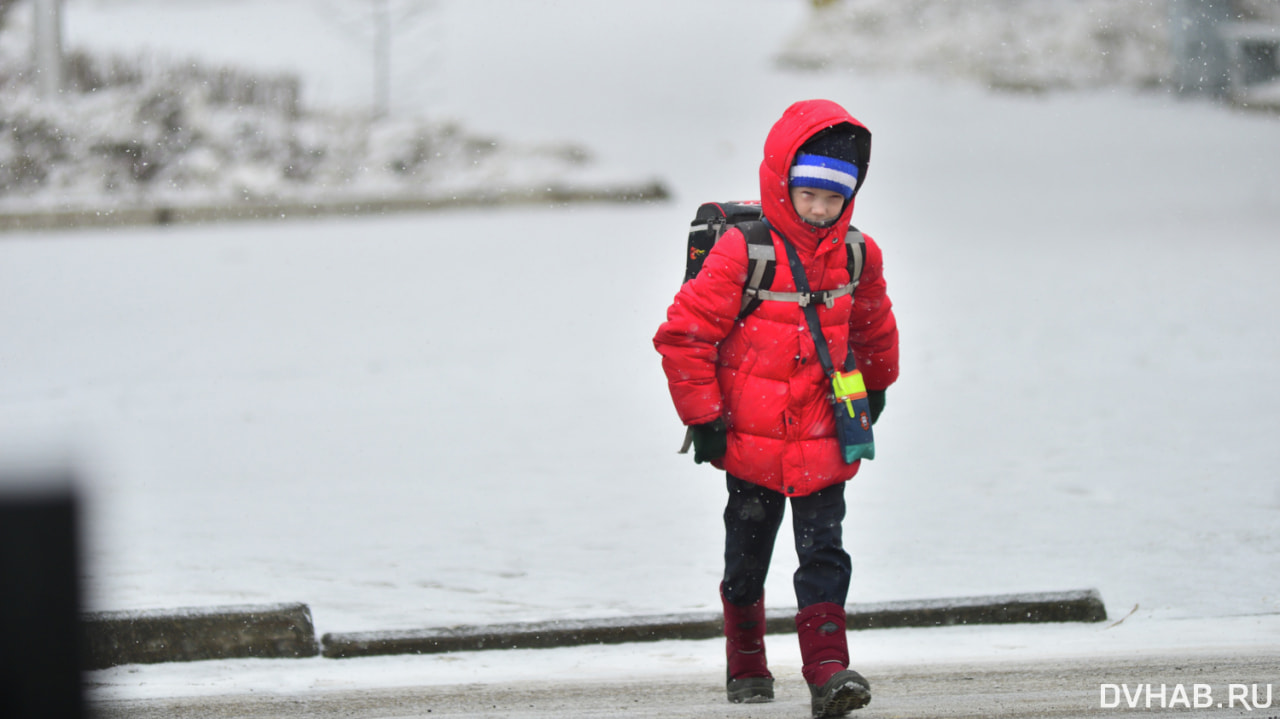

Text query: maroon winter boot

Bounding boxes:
[721,585,774,703]
[796,602,871,717]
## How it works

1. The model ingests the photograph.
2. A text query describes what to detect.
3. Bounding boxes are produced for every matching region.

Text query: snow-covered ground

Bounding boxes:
[1,0,1278,700]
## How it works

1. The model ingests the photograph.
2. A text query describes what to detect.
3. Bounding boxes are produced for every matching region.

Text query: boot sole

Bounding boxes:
[811,675,871,717]
[727,676,775,703]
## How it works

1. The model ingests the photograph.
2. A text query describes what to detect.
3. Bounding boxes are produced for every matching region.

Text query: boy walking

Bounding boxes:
[653,99,899,717]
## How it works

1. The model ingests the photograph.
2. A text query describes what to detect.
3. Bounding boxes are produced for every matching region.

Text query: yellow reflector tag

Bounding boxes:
[831,369,867,400]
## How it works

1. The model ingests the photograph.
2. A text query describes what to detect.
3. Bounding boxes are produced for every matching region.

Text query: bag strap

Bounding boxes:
[840,228,865,373]
[778,233,838,379]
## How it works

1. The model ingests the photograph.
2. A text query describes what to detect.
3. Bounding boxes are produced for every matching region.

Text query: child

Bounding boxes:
[653,99,899,717]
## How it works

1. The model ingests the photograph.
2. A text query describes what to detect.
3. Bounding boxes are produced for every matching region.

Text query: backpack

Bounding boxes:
[684,201,866,318]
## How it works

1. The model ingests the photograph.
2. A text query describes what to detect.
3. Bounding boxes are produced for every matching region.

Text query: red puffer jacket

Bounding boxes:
[654,99,899,497]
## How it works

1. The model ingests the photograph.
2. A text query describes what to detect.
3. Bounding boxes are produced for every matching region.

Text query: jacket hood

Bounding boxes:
[759,99,872,255]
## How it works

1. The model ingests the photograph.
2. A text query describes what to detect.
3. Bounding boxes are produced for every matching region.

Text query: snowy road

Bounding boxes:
[91,650,1279,718]
[9,0,1280,705]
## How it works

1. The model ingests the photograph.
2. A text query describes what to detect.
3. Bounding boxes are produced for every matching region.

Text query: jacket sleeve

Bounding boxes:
[848,234,899,391]
[652,229,750,426]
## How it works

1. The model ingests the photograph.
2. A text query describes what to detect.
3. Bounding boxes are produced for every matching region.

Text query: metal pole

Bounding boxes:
[374,0,390,118]
[33,0,63,101]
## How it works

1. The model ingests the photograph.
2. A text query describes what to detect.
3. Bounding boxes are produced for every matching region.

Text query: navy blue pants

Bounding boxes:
[721,473,852,609]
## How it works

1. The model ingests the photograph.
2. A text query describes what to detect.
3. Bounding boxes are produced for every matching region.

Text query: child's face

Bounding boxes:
[790,187,846,226]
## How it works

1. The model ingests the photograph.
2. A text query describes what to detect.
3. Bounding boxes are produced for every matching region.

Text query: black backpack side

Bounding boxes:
[685,202,777,318]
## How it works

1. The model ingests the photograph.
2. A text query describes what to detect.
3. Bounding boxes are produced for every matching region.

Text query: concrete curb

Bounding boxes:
[82,602,320,670]
[79,590,1105,668]
[320,589,1107,660]
[0,180,670,234]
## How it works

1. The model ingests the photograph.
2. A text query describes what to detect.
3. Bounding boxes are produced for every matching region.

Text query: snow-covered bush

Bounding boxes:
[778,0,1173,92]
[0,1,593,211]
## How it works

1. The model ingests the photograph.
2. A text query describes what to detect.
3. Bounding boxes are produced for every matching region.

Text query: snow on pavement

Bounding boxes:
[1,0,1277,699]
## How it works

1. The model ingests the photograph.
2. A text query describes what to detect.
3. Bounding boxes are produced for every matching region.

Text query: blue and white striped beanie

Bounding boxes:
[789,153,859,200]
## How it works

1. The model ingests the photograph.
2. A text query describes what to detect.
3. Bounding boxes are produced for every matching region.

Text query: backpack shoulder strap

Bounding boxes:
[736,223,866,317]
[845,226,866,288]
[747,224,867,310]
[738,220,776,318]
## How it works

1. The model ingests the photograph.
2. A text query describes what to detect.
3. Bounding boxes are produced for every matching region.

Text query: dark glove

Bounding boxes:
[690,418,728,464]
[867,390,886,425]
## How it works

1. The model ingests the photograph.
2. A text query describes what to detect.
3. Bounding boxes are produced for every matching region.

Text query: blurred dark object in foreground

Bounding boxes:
[0,464,84,719]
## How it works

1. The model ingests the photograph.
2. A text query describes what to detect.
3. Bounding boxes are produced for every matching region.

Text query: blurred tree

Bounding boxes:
[313,0,439,119]
[0,0,16,28]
